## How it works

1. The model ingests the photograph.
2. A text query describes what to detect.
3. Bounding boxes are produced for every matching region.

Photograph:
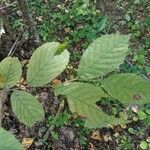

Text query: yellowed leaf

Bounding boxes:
[22,138,33,149]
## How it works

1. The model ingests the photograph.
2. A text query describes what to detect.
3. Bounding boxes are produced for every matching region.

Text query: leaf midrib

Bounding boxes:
[28,53,53,85]
[79,38,128,77]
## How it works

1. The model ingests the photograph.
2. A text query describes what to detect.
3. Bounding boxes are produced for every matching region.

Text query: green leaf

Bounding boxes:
[27,42,69,87]
[54,82,127,128]
[11,90,44,127]
[0,128,23,150]
[0,57,22,89]
[78,34,130,79]
[139,141,148,150]
[103,73,150,105]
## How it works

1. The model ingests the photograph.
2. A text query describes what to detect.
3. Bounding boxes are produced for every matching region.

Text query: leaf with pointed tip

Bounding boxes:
[0,128,23,150]
[27,42,69,87]
[54,82,127,128]
[11,90,44,127]
[103,73,150,105]
[78,34,130,79]
[0,57,22,89]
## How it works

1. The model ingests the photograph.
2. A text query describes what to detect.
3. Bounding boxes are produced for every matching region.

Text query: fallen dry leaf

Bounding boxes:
[16,77,27,90]
[20,84,27,90]
[36,16,43,22]
[21,59,29,66]
[57,4,61,9]
[90,130,102,141]
[103,134,112,142]
[64,27,71,33]
[114,125,124,133]
[131,105,139,113]
[22,138,33,149]
[52,79,62,85]
[88,142,95,150]
[19,77,28,85]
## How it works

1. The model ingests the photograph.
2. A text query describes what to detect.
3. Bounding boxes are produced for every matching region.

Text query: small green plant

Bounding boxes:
[27,0,108,46]
[0,34,150,149]
[46,112,71,140]
[54,34,150,128]
[139,141,149,150]
[72,118,90,146]
[0,42,70,149]
[117,134,134,150]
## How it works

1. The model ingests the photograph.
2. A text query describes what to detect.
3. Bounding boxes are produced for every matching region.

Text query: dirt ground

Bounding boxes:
[0,0,149,149]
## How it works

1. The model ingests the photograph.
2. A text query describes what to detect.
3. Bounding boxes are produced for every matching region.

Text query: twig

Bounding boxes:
[0,1,17,11]
[7,36,20,57]
[65,77,79,83]
[125,58,149,79]
[7,27,24,57]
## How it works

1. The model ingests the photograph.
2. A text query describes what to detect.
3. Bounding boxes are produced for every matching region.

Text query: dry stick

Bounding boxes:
[125,58,149,79]
[0,1,17,11]
[7,28,24,57]
[7,35,20,57]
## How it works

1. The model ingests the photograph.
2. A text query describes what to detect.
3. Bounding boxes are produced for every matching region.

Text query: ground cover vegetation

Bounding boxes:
[0,0,150,149]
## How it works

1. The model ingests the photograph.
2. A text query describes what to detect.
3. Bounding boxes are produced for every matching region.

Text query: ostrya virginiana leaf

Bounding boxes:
[54,82,127,128]
[27,42,69,87]
[78,34,130,79]
[11,90,44,127]
[103,73,150,105]
[0,128,23,150]
[0,57,22,89]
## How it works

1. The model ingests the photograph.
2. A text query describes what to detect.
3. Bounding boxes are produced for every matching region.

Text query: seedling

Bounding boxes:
[0,34,149,149]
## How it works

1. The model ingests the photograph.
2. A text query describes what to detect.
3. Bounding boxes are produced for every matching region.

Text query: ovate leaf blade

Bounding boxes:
[54,82,127,128]
[11,90,44,127]
[78,34,130,79]
[0,127,23,150]
[103,73,150,105]
[0,57,22,89]
[27,42,69,87]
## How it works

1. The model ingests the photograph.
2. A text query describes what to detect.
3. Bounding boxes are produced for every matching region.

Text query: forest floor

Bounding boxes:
[0,0,150,149]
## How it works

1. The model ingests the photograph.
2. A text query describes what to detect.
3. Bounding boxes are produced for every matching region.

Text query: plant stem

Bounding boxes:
[0,91,7,127]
